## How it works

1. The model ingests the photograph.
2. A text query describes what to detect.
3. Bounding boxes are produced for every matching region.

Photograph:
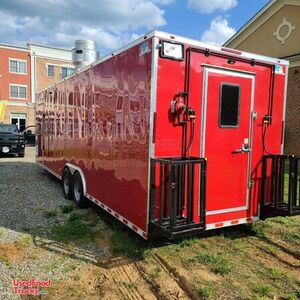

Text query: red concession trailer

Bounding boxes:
[36,31,299,240]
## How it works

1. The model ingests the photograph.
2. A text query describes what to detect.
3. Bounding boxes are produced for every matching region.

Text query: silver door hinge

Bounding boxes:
[248,180,253,188]
[251,111,257,120]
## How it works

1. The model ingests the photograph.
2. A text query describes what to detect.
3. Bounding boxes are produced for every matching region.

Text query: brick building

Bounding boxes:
[224,0,300,154]
[0,43,74,131]
[28,43,74,101]
[0,44,33,131]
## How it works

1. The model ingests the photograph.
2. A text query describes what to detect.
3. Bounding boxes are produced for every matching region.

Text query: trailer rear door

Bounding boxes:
[201,67,255,216]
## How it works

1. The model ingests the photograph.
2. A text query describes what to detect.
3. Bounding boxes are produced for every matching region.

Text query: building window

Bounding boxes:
[10,84,27,99]
[61,67,74,79]
[9,59,27,74]
[48,65,54,77]
[219,83,240,127]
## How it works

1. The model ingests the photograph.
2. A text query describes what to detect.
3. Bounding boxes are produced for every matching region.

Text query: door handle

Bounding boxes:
[234,144,251,153]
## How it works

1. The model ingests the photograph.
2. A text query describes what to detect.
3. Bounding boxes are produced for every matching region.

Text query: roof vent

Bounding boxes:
[72,40,99,70]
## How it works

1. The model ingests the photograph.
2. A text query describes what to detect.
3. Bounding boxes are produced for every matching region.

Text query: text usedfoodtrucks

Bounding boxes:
[36,31,300,240]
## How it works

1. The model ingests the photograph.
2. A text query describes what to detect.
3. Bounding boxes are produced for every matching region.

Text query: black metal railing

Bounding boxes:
[150,157,206,239]
[261,155,300,217]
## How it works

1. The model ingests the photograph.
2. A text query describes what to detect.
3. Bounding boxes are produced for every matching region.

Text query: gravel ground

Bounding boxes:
[0,147,65,231]
[0,147,110,299]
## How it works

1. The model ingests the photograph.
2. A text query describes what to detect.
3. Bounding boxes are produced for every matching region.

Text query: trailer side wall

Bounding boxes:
[36,39,153,235]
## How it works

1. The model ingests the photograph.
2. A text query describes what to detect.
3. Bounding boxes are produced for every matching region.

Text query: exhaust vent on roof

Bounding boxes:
[72,40,99,70]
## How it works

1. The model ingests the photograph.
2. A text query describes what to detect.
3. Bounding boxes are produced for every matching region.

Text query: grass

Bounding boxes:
[250,221,271,239]
[270,216,298,228]
[0,255,10,266]
[60,204,75,214]
[252,284,272,297]
[185,252,232,275]
[51,209,102,243]
[172,238,198,252]
[90,207,152,259]
[150,267,162,279]
[72,274,81,281]
[15,234,33,248]
[270,267,293,284]
[118,281,137,290]
[44,255,77,273]
[264,243,280,254]
[109,228,150,259]
[44,210,58,218]
[63,263,77,273]
[287,289,300,300]
[282,232,300,244]
[81,210,100,227]
[0,227,5,237]
[27,248,41,260]
[44,256,67,272]
[51,214,93,243]
[68,212,81,222]
[194,280,215,299]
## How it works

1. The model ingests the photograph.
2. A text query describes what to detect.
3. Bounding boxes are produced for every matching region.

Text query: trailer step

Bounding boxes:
[150,222,206,240]
[261,155,300,218]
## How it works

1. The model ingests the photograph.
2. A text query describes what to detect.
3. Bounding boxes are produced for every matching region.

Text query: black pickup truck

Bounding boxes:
[0,124,25,157]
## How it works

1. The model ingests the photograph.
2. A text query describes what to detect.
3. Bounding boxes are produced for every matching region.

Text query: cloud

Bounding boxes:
[152,0,175,4]
[201,16,236,45]
[0,0,168,52]
[188,0,237,14]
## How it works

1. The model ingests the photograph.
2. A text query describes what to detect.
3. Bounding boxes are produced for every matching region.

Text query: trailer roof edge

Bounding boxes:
[153,31,289,67]
[37,30,288,94]
[37,31,156,94]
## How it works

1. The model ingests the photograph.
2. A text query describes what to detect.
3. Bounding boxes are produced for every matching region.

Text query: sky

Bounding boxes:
[0,0,270,54]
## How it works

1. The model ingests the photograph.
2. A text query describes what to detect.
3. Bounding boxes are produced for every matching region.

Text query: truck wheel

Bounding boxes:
[18,151,25,157]
[62,168,73,200]
[72,172,89,208]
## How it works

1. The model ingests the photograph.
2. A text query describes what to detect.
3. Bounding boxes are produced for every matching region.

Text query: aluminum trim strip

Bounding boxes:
[37,162,61,179]
[146,36,159,234]
[201,63,256,75]
[281,67,289,154]
[206,216,260,230]
[86,193,147,239]
[153,31,289,66]
[206,206,248,216]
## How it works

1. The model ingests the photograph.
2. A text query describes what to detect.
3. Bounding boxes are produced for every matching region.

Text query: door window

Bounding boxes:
[219,83,240,127]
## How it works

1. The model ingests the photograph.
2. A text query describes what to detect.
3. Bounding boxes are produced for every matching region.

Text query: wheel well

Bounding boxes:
[63,163,87,194]
[62,166,70,174]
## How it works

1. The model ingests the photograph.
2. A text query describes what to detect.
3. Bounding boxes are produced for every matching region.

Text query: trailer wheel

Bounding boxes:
[72,172,89,208]
[62,168,73,200]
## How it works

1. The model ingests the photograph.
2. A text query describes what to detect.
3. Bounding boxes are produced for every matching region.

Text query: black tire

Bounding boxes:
[72,172,89,208]
[18,152,25,157]
[62,168,73,200]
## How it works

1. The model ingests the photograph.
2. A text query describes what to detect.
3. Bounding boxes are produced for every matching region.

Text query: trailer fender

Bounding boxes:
[64,163,87,195]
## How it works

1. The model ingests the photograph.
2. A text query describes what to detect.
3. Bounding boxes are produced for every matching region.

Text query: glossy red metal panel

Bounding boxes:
[36,39,153,233]
[36,35,288,236]
[155,43,287,226]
